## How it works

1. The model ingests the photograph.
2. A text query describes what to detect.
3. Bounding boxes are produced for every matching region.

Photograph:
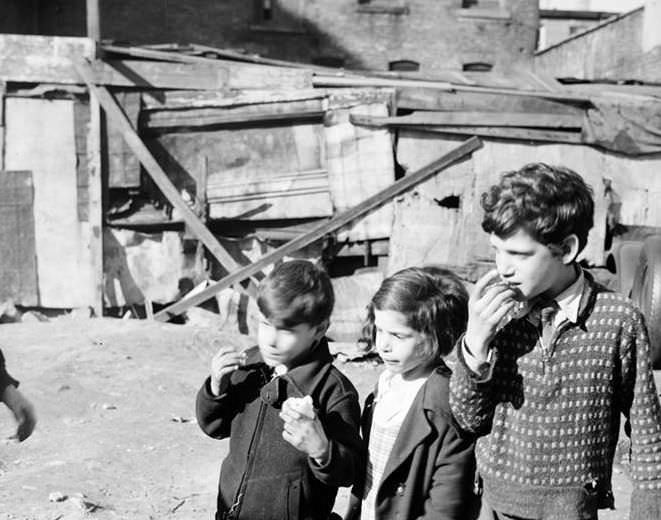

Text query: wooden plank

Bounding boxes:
[141,89,325,111]
[142,102,325,129]
[406,125,583,144]
[102,45,312,89]
[92,60,228,89]
[207,169,333,220]
[73,58,257,282]
[350,111,583,128]
[397,87,582,115]
[0,171,38,305]
[153,137,483,320]
[0,80,4,171]
[314,74,593,104]
[87,93,104,317]
[106,91,141,188]
[86,0,100,42]
[0,34,95,83]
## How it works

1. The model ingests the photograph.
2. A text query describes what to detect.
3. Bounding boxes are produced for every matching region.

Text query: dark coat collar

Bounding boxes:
[244,338,334,407]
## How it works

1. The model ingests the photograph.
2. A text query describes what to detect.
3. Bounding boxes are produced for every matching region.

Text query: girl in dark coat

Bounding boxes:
[346,266,479,520]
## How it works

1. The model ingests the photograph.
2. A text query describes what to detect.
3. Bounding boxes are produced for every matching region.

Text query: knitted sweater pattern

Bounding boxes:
[450,275,661,519]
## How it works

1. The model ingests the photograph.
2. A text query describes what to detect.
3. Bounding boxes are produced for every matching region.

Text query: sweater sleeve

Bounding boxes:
[0,349,19,397]
[618,307,661,519]
[308,377,364,489]
[448,337,497,435]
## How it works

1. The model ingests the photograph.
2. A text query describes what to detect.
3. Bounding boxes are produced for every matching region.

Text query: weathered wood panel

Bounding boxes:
[393,133,624,272]
[325,90,396,242]
[151,122,327,221]
[0,171,38,305]
[141,98,325,129]
[0,34,95,83]
[4,97,96,308]
[0,35,311,89]
[106,91,141,188]
[207,169,333,220]
[397,87,584,114]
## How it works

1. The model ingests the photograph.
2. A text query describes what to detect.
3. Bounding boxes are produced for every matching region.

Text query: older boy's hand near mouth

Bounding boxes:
[465,269,518,362]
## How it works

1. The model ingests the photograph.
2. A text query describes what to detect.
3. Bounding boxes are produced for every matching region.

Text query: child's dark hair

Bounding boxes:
[364,266,468,357]
[481,163,594,253]
[257,259,334,329]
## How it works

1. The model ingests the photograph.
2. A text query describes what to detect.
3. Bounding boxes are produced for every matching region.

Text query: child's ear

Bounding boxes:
[313,320,330,341]
[560,234,580,264]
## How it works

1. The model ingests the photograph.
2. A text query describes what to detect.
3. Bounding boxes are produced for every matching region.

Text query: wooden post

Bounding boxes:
[154,136,483,321]
[87,91,104,317]
[86,0,101,42]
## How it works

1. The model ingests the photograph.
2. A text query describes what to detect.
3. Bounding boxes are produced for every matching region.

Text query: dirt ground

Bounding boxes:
[0,317,654,520]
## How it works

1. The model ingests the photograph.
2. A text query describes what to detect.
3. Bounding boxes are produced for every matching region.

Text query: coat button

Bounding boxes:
[396,483,405,495]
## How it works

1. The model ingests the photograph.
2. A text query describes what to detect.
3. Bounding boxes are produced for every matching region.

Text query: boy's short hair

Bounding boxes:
[365,266,468,357]
[257,259,334,329]
[481,163,594,252]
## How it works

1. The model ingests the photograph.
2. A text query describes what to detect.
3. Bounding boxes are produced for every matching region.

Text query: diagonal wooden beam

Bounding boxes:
[73,57,258,293]
[154,136,483,321]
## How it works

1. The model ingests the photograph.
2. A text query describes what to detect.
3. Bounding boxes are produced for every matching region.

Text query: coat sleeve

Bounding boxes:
[308,381,364,489]
[195,367,261,439]
[0,349,19,397]
[416,420,478,520]
[448,337,497,435]
[617,307,661,520]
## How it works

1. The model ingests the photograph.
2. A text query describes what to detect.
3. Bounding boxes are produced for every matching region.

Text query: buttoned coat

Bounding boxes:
[196,339,362,520]
[345,362,479,520]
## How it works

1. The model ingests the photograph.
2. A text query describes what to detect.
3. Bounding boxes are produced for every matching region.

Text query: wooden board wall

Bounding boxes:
[325,89,396,242]
[4,97,98,308]
[391,133,627,275]
[0,35,311,90]
[0,171,38,305]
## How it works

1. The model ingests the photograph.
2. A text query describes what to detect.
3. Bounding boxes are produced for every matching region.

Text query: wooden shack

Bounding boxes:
[0,35,397,315]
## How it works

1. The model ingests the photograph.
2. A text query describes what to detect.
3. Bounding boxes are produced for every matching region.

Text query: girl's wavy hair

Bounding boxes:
[363,266,468,358]
[257,259,334,329]
[481,163,594,253]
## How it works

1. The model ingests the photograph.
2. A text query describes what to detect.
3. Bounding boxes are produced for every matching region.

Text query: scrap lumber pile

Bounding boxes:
[2,34,661,332]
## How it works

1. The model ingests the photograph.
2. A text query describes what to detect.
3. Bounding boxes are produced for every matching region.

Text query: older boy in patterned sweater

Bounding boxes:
[449,163,661,520]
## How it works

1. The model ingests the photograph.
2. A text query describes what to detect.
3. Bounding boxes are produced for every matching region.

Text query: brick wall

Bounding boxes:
[3,0,538,73]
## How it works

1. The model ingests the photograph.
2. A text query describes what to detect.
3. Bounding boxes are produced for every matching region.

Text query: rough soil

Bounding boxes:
[0,317,651,519]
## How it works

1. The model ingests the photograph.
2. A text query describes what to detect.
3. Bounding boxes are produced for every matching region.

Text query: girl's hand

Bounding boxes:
[465,269,518,361]
[209,346,246,396]
[280,396,329,463]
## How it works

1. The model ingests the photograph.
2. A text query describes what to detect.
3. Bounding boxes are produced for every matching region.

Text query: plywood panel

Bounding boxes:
[0,171,38,305]
[4,97,95,308]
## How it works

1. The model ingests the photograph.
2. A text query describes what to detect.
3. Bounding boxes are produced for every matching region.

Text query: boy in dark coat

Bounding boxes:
[196,260,362,520]
[450,163,661,519]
